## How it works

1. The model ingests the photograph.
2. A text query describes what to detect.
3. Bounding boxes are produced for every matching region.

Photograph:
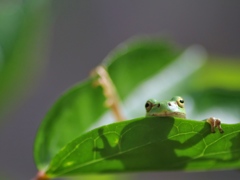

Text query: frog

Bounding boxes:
[145,96,224,133]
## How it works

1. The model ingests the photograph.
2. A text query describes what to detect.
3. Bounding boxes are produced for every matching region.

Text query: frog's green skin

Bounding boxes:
[145,96,224,133]
[145,96,186,119]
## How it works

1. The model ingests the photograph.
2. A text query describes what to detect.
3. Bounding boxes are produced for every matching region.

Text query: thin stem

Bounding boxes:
[33,171,49,180]
[91,66,125,121]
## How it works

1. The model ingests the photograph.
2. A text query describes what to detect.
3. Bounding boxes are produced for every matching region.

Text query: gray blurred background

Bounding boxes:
[0,0,240,179]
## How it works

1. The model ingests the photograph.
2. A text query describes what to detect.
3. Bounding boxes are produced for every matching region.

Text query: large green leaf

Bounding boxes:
[185,59,240,123]
[45,117,240,177]
[104,39,182,98]
[0,0,50,119]
[34,79,107,170]
[191,58,240,91]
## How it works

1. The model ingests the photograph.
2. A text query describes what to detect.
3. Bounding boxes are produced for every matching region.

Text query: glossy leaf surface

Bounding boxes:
[34,79,107,169]
[45,117,240,177]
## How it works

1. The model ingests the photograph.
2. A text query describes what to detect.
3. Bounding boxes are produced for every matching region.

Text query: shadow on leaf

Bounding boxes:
[94,117,213,172]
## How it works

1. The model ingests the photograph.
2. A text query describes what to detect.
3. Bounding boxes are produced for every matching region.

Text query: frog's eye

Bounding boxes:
[145,101,153,112]
[176,98,184,108]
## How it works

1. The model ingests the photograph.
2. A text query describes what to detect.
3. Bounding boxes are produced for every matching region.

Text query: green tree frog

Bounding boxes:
[145,96,224,133]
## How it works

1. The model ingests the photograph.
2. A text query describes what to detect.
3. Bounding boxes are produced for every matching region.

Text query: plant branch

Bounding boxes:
[91,66,125,121]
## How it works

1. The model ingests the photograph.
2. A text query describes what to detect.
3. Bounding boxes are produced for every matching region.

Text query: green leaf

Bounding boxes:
[45,117,240,177]
[34,79,107,170]
[185,58,240,121]
[104,39,182,99]
[191,57,240,91]
[0,0,50,119]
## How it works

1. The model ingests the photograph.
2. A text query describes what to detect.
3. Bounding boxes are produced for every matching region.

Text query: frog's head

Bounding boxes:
[145,96,186,119]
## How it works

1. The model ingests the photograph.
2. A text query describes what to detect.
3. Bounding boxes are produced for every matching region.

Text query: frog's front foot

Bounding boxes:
[206,117,224,133]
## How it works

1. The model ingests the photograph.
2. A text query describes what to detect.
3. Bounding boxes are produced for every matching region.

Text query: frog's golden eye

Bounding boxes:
[176,97,184,108]
[145,101,153,112]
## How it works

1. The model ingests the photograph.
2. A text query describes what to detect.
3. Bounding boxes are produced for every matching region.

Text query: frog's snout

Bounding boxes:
[168,102,179,111]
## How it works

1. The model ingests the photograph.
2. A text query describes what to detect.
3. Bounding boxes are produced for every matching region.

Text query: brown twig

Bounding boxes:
[91,66,125,121]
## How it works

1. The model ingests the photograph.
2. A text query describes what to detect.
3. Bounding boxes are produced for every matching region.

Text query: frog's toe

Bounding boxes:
[215,118,224,133]
[206,117,224,133]
[206,117,215,133]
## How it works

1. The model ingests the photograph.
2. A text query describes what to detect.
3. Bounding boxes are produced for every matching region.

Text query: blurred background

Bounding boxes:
[0,0,240,179]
